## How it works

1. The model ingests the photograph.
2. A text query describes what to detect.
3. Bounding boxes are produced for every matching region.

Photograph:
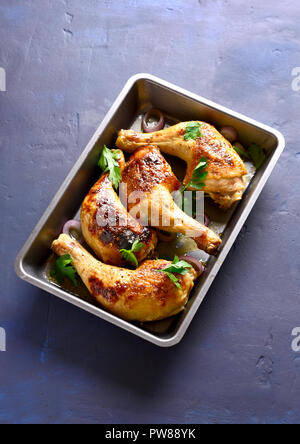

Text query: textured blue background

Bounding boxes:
[1,0,300,424]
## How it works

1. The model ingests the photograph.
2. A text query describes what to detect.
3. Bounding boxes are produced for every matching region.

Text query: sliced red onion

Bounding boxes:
[179,255,204,277]
[204,212,210,227]
[142,109,165,133]
[157,230,177,242]
[63,220,83,243]
[233,142,250,158]
[233,142,245,151]
[220,126,238,143]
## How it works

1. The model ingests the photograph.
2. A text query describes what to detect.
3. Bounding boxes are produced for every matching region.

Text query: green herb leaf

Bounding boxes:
[120,240,145,268]
[98,145,122,189]
[50,254,78,286]
[233,146,251,160]
[182,157,208,192]
[120,250,138,268]
[158,256,192,289]
[184,122,202,140]
[248,144,266,169]
[162,256,193,274]
[131,239,145,253]
[163,271,182,289]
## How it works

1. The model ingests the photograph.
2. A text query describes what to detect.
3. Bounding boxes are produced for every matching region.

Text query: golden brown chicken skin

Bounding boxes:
[116,121,248,209]
[81,150,157,266]
[52,234,197,322]
[121,145,222,255]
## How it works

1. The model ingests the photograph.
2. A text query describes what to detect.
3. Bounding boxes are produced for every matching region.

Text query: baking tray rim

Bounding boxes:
[14,73,286,347]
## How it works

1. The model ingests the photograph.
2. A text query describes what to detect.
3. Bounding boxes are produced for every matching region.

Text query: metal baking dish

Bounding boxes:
[15,73,285,347]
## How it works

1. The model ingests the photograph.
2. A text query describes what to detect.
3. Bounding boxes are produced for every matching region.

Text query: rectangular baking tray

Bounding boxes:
[15,73,285,347]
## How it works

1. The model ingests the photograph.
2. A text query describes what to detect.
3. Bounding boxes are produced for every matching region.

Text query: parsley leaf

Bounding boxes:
[233,145,251,160]
[184,122,202,140]
[248,144,266,169]
[158,256,192,289]
[233,143,265,169]
[163,271,182,289]
[162,256,193,274]
[50,254,78,286]
[98,145,122,189]
[182,157,208,193]
[131,239,145,253]
[120,239,145,268]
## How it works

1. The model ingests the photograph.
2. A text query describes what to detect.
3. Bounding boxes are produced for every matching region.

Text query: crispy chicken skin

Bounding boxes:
[116,121,248,209]
[52,234,197,322]
[121,145,222,255]
[81,150,157,266]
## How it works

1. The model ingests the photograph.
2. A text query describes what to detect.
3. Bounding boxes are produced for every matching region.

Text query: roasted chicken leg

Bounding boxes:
[52,234,197,322]
[116,121,248,209]
[81,150,157,266]
[121,145,222,255]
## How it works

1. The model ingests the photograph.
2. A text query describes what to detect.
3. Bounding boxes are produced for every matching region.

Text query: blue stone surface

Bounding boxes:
[0,0,299,424]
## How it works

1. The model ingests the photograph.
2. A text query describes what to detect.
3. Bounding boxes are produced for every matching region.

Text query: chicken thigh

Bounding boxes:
[121,145,222,255]
[81,150,157,266]
[52,234,197,322]
[116,121,248,209]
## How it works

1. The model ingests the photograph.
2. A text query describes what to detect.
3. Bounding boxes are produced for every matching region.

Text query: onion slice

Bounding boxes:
[179,255,204,277]
[142,109,165,133]
[62,220,83,244]
[204,212,211,227]
[157,230,177,242]
[220,126,238,143]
